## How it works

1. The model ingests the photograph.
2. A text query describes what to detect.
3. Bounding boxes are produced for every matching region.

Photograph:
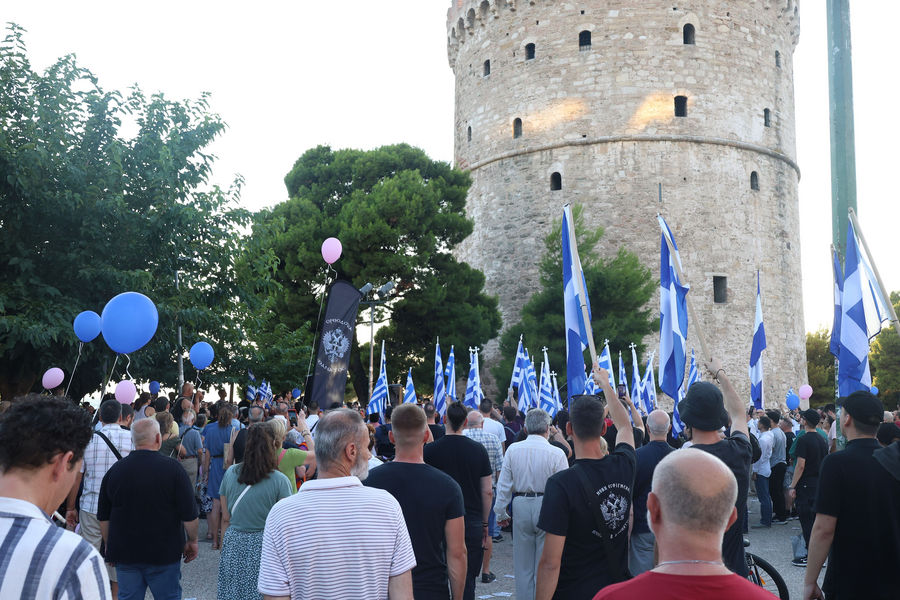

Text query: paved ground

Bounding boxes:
[173,495,821,600]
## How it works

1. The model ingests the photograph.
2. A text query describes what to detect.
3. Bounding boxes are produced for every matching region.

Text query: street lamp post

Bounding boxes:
[360,281,394,400]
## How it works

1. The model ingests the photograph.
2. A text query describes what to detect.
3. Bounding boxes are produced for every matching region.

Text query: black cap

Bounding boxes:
[838,390,883,427]
[678,381,729,431]
[799,408,820,427]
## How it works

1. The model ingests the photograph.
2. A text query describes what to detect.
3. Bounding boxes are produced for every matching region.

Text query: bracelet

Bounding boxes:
[482,522,489,527]
[714,369,725,382]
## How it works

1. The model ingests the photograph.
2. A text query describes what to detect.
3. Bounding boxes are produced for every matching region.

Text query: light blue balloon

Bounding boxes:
[189,341,214,370]
[101,293,158,354]
[149,381,161,394]
[786,393,800,411]
[870,386,879,396]
[73,311,102,343]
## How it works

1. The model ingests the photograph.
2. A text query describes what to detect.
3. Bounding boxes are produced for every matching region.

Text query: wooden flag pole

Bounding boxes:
[848,208,900,340]
[565,205,599,368]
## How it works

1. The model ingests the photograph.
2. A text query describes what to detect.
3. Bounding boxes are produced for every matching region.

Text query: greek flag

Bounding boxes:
[597,341,616,389]
[511,336,526,389]
[749,271,767,410]
[617,352,628,390]
[830,247,844,358]
[630,345,645,416]
[673,349,698,436]
[551,371,563,412]
[368,341,388,417]
[433,340,446,416]
[404,368,417,404]
[464,349,484,410]
[562,204,593,401]
[584,368,600,395]
[245,383,258,402]
[247,369,255,381]
[259,380,273,407]
[445,346,457,404]
[658,215,690,401]
[640,352,657,415]
[526,351,539,410]
[513,341,532,413]
[539,349,559,417]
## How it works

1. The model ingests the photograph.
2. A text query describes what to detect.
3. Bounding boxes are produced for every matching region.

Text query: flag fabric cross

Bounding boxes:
[368,341,388,417]
[597,341,617,389]
[433,340,446,416]
[630,344,645,416]
[657,215,690,401]
[539,349,559,417]
[749,271,767,410]
[513,341,533,413]
[445,346,457,404]
[464,348,484,410]
[404,368,417,404]
[562,205,593,402]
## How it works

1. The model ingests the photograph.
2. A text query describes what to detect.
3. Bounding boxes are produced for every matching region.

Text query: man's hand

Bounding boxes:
[481,525,490,549]
[704,357,724,379]
[65,509,79,530]
[802,582,825,600]
[498,518,511,528]
[789,488,797,500]
[183,540,199,563]
[591,364,609,388]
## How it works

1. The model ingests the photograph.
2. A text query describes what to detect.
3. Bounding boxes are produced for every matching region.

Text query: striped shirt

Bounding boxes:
[0,497,110,599]
[80,424,133,515]
[258,476,416,599]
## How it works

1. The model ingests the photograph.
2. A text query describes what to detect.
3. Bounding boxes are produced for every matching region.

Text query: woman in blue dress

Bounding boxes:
[202,403,234,549]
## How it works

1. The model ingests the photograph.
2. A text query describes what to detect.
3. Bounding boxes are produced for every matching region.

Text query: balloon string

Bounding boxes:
[101,354,119,399]
[195,370,203,390]
[65,342,83,398]
[123,354,132,381]
[305,268,332,381]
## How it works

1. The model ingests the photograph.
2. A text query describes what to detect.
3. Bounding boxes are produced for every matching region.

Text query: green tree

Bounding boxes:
[491,206,657,398]
[251,144,501,402]
[0,25,272,400]
[870,291,900,410]
[805,329,836,408]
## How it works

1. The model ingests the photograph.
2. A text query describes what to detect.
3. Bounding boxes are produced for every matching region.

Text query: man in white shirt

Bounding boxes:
[751,415,774,528]
[496,408,568,600]
[479,400,506,445]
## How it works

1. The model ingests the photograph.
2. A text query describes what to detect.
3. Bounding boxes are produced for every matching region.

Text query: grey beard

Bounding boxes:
[351,457,369,481]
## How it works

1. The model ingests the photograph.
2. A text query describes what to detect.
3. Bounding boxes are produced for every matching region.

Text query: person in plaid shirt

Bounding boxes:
[464,410,504,584]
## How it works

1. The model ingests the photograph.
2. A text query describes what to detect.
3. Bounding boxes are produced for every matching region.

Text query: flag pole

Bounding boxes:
[659,226,712,364]
[565,205,599,368]
[848,208,900,340]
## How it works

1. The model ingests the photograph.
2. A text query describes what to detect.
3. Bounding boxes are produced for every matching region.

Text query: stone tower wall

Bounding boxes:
[447,0,806,408]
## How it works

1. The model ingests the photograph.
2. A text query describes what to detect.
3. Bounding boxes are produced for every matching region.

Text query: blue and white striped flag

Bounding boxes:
[673,349,699,436]
[630,345,645,416]
[464,349,484,410]
[526,351,539,410]
[539,349,559,417]
[829,247,844,359]
[749,271,767,410]
[259,380,273,407]
[433,340,446,416]
[562,205,593,402]
[368,341,388,417]
[511,336,526,390]
[551,371,562,412]
[658,215,690,401]
[404,368,417,404]
[512,341,532,413]
[247,369,255,381]
[617,352,628,390]
[640,352,657,415]
[445,346,457,404]
[245,383,258,402]
[584,368,600,395]
[597,341,616,389]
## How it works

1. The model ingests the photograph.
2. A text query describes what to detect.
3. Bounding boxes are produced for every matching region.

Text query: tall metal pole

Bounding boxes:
[175,269,184,390]
[369,304,375,400]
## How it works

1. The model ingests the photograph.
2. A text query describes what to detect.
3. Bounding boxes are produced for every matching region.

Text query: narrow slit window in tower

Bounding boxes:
[513,118,523,138]
[550,172,562,191]
[713,277,728,304]
[579,30,591,50]
[775,50,781,68]
[525,43,535,60]
[674,95,688,117]
[764,108,771,127]
[750,171,759,191]
[483,60,491,76]
[683,24,695,45]
[467,126,472,142]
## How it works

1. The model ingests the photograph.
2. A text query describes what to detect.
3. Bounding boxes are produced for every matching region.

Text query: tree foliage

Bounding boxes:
[0,25,272,400]
[251,144,501,401]
[805,329,836,408]
[491,206,657,396]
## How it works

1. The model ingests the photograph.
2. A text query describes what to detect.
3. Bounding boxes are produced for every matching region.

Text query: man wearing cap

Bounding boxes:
[787,408,828,567]
[803,390,900,600]
[676,358,751,576]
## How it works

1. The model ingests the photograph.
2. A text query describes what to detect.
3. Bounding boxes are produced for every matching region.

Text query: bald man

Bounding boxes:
[593,449,775,599]
[629,410,674,575]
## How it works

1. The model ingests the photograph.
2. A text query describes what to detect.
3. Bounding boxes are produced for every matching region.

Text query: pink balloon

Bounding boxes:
[115,380,137,404]
[798,384,813,400]
[321,237,343,264]
[42,367,64,390]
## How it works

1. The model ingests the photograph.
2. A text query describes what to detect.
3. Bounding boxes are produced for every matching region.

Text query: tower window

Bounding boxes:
[579,30,591,50]
[550,172,562,191]
[513,118,523,139]
[525,43,535,60]
[775,50,781,68]
[750,171,759,191]
[683,23,695,45]
[764,108,771,127]
[483,60,491,76]
[713,276,728,304]
[467,126,472,142]
[674,95,688,117]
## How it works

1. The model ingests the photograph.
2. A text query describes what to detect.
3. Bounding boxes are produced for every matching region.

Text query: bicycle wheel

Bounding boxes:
[746,552,789,599]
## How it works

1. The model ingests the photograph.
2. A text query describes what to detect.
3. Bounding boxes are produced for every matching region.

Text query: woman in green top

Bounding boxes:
[270,416,316,493]
[155,412,181,459]
[218,422,292,600]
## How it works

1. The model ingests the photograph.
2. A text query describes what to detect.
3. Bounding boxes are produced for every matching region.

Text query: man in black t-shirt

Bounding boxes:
[535,365,637,600]
[677,358,752,577]
[366,404,466,600]
[804,390,900,600]
[787,408,827,564]
[424,402,493,600]
[424,402,445,442]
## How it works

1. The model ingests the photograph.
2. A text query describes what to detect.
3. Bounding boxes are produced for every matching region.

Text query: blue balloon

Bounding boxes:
[870,386,879,396]
[189,341,214,370]
[73,310,102,343]
[101,293,158,354]
[786,393,800,411]
[292,388,301,399]
[149,381,161,394]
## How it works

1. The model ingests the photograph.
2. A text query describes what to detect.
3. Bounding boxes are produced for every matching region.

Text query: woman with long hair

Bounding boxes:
[269,417,316,493]
[202,402,235,549]
[217,422,291,599]
[133,392,155,421]
[155,411,181,458]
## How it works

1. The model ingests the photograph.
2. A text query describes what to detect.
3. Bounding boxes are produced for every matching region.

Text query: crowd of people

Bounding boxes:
[1,359,899,599]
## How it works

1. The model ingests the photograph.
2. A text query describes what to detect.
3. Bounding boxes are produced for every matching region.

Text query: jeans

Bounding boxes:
[755,474,772,526]
[488,487,498,537]
[629,530,656,576]
[117,561,182,600]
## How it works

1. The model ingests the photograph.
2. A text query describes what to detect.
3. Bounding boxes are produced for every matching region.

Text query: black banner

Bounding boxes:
[310,280,363,410]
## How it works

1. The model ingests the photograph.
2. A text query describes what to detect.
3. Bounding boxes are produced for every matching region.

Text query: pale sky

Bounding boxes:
[5,1,899,334]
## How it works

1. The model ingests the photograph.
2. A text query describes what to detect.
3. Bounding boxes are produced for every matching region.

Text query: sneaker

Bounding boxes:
[792,557,808,567]
[751,523,771,529]
[772,518,788,525]
[481,572,496,583]
[492,534,504,542]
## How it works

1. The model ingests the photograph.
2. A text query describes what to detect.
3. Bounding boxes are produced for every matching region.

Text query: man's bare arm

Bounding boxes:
[803,514,836,600]
[705,358,748,437]
[536,532,566,600]
[387,570,414,600]
[444,516,467,600]
[592,364,634,448]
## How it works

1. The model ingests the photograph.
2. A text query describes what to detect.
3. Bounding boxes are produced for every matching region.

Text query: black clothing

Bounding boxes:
[795,430,828,483]
[374,423,395,458]
[784,431,796,465]
[97,449,198,565]
[537,444,636,600]
[365,462,465,600]
[816,438,900,600]
[769,461,788,521]
[424,435,492,526]
[170,396,191,427]
[232,428,248,464]
[691,432,752,576]
[632,440,674,534]
[428,423,445,442]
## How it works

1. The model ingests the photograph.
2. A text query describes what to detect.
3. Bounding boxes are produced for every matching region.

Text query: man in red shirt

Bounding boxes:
[593,449,774,599]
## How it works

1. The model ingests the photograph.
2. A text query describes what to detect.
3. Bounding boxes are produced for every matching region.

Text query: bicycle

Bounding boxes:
[746,551,789,599]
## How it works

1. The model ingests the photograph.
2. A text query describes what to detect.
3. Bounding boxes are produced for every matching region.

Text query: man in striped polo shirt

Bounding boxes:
[258,408,416,600]
[0,395,110,598]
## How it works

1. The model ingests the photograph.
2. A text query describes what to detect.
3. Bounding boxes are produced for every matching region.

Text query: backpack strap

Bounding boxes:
[572,463,631,583]
[93,430,123,461]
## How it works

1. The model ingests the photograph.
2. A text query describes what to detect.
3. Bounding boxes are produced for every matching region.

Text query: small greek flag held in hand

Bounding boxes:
[433,340,446,416]
[404,368,417,404]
